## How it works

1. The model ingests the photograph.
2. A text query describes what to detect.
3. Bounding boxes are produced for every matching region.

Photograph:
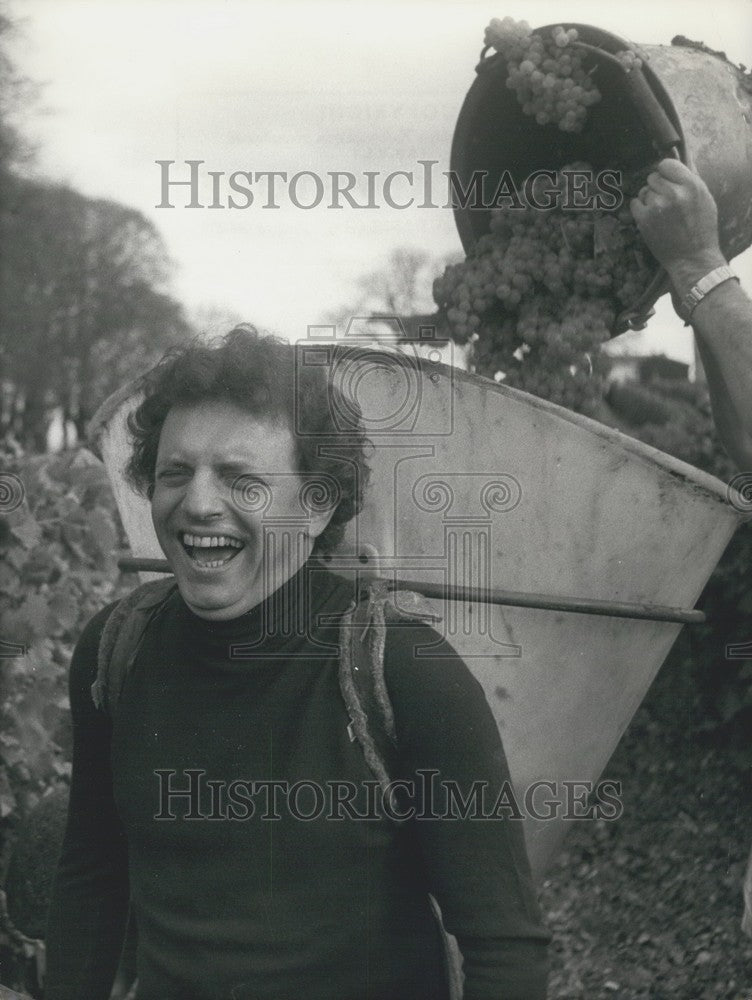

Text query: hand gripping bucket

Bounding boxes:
[450,24,752,332]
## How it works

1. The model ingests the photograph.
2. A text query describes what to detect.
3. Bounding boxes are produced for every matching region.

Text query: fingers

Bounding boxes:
[640,161,704,208]
[655,158,694,183]
[653,158,712,203]
[629,156,721,269]
[646,172,673,196]
[634,180,669,212]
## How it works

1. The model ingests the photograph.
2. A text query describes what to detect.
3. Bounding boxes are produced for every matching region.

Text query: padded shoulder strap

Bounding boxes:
[337,580,442,797]
[337,582,395,798]
[91,577,178,717]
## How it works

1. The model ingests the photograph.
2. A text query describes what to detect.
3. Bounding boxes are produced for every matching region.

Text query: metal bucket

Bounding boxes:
[88,347,749,879]
[450,24,752,332]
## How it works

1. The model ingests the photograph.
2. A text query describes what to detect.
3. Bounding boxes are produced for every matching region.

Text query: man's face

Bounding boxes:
[151,399,333,620]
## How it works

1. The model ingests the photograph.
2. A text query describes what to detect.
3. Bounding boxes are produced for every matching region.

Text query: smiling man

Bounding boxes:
[44,326,550,1000]
[148,398,334,619]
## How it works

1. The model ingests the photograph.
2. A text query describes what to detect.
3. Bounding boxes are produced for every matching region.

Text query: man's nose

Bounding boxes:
[180,471,224,518]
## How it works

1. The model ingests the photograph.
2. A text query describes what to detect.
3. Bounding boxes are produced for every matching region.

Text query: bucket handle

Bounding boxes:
[571,42,682,157]
[568,46,683,331]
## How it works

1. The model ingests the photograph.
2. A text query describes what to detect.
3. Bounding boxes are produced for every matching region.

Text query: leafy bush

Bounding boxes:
[0,449,131,829]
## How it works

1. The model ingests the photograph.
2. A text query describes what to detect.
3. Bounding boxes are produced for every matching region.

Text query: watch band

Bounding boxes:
[680,264,738,320]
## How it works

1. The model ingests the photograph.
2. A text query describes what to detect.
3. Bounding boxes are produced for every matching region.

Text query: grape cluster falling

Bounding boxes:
[483,17,601,133]
[433,165,654,415]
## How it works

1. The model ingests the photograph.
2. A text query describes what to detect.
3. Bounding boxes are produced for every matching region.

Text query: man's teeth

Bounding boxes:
[182,533,244,548]
[180,532,245,568]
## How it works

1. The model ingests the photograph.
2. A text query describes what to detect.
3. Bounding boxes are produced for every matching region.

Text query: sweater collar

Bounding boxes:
[175,559,358,657]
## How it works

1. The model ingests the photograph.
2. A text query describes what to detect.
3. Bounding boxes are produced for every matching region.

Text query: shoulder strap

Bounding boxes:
[337,582,396,797]
[336,580,441,796]
[92,578,178,717]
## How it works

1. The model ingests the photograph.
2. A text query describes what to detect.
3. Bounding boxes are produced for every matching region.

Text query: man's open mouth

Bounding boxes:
[180,532,245,569]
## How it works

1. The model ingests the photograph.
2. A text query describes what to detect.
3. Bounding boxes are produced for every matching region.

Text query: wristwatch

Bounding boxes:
[680,264,739,321]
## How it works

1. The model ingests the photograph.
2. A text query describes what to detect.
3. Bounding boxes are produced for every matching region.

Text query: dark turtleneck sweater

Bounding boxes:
[45,562,549,1000]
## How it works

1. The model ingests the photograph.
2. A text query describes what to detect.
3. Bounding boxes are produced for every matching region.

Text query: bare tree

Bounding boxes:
[1,179,191,449]
[0,3,36,180]
[327,246,461,342]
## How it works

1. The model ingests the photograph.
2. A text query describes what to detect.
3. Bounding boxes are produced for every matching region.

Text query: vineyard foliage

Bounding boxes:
[0,450,132,834]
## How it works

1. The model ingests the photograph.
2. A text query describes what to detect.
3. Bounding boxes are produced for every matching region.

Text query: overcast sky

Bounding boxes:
[8,0,752,362]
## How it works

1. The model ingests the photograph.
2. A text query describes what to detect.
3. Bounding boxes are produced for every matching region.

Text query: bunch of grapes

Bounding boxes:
[484,17,601,133]
[433,165,654,416]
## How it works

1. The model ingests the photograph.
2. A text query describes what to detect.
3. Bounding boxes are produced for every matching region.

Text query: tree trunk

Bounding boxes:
[19,387,51,453]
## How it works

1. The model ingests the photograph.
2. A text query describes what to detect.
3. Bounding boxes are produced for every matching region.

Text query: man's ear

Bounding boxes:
[307,504,336,542]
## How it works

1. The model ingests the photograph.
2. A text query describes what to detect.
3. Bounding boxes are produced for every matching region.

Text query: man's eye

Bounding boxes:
[157,469,188,481]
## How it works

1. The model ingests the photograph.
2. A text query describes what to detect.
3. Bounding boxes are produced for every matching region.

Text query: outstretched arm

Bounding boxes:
[631,158,752,470]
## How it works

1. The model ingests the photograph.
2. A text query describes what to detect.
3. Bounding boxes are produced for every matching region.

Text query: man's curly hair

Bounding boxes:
[124,325,372,555]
